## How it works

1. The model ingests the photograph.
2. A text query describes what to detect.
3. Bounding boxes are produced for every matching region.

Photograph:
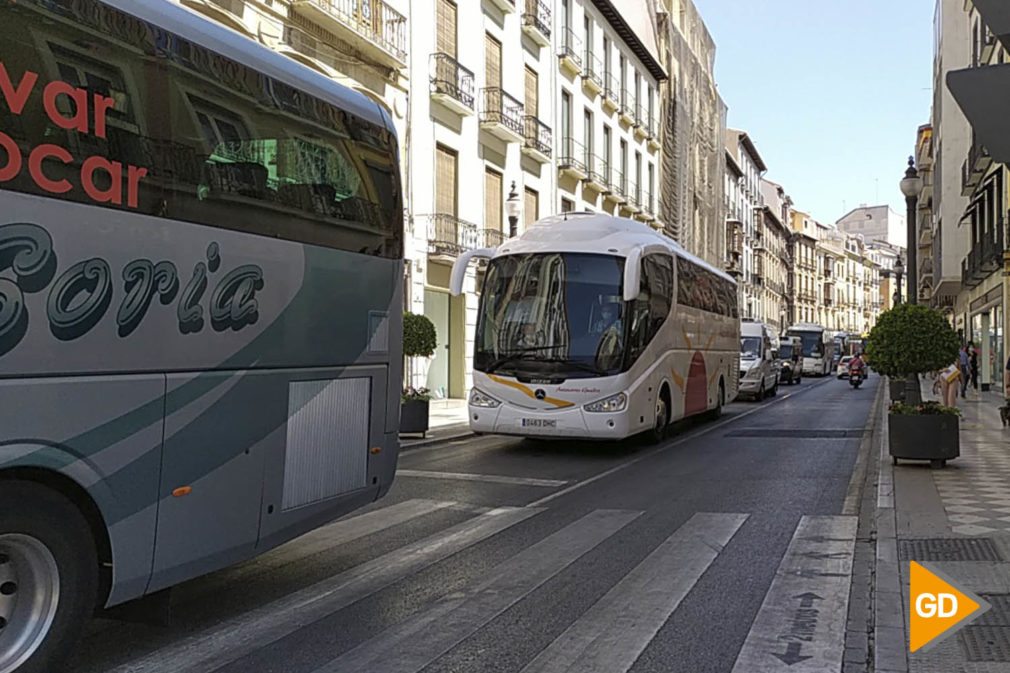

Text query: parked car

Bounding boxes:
[779,336,803,385]
[837,355,853,379]
[740,320,780,399]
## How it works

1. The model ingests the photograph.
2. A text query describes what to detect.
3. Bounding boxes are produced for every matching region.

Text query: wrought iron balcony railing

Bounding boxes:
[425,213,479,257]
[482,228,505,248]
[583,52,603,90]
[480,88,524,137]
[620,89,633,118]
[294,0,407,63]
[604,73,619,104]
[522,0,551,41]
[430,53,475,111]
[557,26,582,70]
[522,116,552,158]
[559,137,587,175]
[586,154,607,188]
[634,103,646,128]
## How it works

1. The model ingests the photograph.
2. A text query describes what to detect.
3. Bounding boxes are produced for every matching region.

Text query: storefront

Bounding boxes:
[969,286,1003,392]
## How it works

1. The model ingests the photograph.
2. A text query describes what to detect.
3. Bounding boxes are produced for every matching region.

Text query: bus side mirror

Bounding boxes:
[450,248,496,296]
[623,248,643,302]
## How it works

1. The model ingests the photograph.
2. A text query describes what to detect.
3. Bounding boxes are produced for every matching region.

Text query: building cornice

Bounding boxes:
[589,0,668,82]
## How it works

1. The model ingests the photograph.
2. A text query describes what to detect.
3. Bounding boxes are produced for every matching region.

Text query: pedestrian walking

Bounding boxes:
[969,341,980,392]
[959,345,971,398]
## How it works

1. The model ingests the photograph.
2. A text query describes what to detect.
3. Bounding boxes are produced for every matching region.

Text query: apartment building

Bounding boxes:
[724,148,745,279]
[556,0,666,220]
[943,0,1008,390]
[916,125,936,302]
[656,0,726,266]
[788,210,820,326]
[725,129,767,319]
[757,180,792,330]
[836,205,907,248]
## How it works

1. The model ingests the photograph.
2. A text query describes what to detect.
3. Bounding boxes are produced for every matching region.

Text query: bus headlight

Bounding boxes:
[469,388,501,408]
[584,393,627,413]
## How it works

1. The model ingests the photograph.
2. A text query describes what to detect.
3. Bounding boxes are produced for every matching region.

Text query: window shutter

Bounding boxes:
[485,169,503,233]
[435,145,457,216]
[437,0,457,57]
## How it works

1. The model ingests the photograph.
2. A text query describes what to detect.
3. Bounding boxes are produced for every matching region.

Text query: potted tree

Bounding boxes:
[866,303,961,468]
[400,312,437,436]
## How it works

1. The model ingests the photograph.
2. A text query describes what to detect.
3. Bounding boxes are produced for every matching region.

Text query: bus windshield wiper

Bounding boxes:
[484,346,561,373]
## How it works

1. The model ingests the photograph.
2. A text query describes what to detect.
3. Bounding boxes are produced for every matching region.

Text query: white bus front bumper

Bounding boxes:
[469,403,634,440]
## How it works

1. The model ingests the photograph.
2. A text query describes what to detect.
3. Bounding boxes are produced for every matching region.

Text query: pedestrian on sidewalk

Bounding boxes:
[959,344,971,398]
[969,341,980,392]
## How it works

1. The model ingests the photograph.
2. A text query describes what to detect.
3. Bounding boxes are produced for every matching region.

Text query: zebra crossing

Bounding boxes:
[103,499,857,673]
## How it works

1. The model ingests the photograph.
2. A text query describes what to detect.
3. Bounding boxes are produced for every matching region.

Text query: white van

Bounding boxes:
[739,320,780,399]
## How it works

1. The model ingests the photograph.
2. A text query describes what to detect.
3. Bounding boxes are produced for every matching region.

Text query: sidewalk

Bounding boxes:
[884,378,1010,671]
[399,398,472,450]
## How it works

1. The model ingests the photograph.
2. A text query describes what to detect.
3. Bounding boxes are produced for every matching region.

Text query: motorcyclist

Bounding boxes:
[848,352,866,381]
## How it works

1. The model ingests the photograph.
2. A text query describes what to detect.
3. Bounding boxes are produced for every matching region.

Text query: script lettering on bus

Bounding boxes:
[0,223,264,357]
[0,61,149,208]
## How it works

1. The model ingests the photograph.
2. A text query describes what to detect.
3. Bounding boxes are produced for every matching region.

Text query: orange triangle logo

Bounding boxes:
[909,561,991,652]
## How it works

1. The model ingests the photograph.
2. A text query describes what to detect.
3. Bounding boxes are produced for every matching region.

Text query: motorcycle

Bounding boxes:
[849,367,864,389]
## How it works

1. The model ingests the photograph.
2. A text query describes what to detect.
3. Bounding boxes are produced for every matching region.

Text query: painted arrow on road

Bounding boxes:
[794,592,823,609]
[772,642,813,666]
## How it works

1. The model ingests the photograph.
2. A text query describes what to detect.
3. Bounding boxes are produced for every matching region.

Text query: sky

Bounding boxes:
[693,0,935,225]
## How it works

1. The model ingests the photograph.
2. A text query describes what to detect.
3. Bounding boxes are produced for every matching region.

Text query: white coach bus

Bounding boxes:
[786,323,835,376]
[450,214,739,442]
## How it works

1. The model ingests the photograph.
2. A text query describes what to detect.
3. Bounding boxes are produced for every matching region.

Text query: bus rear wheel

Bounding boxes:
[0,481,97,673]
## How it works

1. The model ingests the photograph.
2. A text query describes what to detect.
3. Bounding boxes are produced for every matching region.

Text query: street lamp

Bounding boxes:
[505,181,521,238]
[899,157,923,305]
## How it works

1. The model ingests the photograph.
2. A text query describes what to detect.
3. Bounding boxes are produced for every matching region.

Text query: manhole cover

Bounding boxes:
[975,594,1010,626]
[724,429,856,439]
[961,626,1010,662]
[897,538,1003,562]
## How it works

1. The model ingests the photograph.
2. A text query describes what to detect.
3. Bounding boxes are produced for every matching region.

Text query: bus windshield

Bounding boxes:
[474,253,627,378]
[792,332,824,358]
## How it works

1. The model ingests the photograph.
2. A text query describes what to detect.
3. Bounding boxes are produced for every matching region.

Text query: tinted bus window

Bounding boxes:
[0,0,402,258]
[676,257,739,318]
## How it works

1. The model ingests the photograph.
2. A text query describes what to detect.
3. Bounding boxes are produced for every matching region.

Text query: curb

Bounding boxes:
[399,430,475,451]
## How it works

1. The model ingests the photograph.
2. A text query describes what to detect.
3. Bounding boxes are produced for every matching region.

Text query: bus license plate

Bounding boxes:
[521,418,557,428]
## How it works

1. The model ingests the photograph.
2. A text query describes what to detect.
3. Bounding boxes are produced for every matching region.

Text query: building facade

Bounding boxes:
[725,129,767,319]
[836,205,907,249]
[758,180,791,330]
[788,210,820,326]
[656,0,726,266]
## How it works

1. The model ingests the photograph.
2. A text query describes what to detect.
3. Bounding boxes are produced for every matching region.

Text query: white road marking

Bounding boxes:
[730,515,857,672]
[528,377,835,508]
[397,469,568,487]
[112,506,543,673]
[314,509,642,673]
[520,512,749,673]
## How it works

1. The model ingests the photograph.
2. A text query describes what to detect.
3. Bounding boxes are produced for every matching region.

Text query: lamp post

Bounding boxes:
[899,157,923,305]
[506,181,521,238]
[893,256,904,307]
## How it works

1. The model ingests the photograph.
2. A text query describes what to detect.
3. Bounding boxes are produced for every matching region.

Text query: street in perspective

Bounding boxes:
[2,0,1010,672]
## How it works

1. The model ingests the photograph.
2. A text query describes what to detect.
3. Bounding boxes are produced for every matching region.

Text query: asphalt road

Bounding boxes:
[73,373,881,673]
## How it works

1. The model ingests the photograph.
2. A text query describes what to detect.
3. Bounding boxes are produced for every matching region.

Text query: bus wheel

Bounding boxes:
[649,395,669,444]
[0,481,97,673]
[712,381,725,419]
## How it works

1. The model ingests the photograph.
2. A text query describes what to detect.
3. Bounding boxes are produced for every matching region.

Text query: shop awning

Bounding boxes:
[946,64,1010,164]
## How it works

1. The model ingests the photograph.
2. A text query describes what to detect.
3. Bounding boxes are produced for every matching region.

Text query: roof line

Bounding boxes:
[589,0,667,81]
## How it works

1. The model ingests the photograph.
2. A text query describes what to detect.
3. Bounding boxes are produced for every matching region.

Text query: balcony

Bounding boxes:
[605,169,626,205]
[521,0,551,47]
[619,91,635,126]
[484,0,515,14]
[584,155,608,193]
[633,103,648,140]
[602,74,619,113]
[480,88,524,142]
[482,228,505,248]
[962,159,978,196]
[521,116,552,163]
[623,182,642,214]
[647,116,660,151]
[582,53,603,97]
[641,191,654,218]
[291,0,407,69]
[425,213,479,258]
[557,27,582,76]
[558,137,588,180]
[430,53,475,115]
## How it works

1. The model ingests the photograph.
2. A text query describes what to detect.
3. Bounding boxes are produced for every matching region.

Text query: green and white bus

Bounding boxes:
[0,0,403,670]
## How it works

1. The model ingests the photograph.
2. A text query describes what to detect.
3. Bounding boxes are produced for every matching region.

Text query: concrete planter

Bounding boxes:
[889,413,959,468]
[399,399,430,436]
[888,378,906,402]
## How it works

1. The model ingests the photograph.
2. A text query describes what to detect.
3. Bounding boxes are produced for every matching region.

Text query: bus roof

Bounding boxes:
[496,213,737,284]
[787,323,828,333]
[101,0,393,132]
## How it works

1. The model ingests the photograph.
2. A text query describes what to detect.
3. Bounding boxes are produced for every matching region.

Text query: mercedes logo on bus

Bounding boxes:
[534,389,547,400]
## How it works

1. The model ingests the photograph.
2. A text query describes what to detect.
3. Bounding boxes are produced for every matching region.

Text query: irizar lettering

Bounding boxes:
[0,61,148,208]
[0,223,265,357]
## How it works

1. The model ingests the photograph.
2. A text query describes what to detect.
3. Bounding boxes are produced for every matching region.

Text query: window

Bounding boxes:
[647,85,654,126]
[0,0,402,257]
[634,71,641,110]
[625,254,674,364]
[485,168,503,234]
[583,108,593,161]
[485,33,502,89]
[561,0,569,29]
[635,151,642,201]
[602,125,612,179]
[620,54,627,105]
[524,66,538,117]
[677,257,739,318]
[620,140,628,192]
[561,90,572,149]
[524,187,539,229]
[603,37,611,79]
[648,163,654,212]
[435,145,458,216]
[437,0,457,57]
[584,15,592,60]
[561,197,575,212]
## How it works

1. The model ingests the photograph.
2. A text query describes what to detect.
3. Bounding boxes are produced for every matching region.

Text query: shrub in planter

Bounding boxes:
[403,312,437,390]
[868,304,961,467]
[400,386,432,436]
[888,402,961,468]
